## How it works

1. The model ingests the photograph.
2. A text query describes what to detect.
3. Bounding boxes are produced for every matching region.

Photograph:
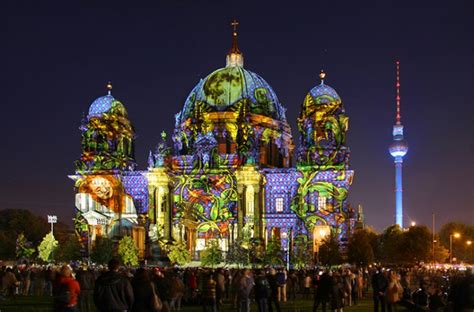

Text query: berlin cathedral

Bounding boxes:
[70,22,362,260]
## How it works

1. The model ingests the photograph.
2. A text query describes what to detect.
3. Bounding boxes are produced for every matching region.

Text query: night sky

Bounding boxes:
[4,0,474,231]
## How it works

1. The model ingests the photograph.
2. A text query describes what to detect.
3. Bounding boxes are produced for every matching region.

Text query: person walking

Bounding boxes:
[385,270,402,312]
[266,269,281,312]
[94,259,134,312]
[169,274,184,311]
[131,268,160,312]
[303,272,312,300]
[2,267,19,299]
[275,269,287,302]
[54,265,81,312]
[237,269,254,312]
[215,269,226,308]
[313,271,332,312]
[76,266,95,312]
[202,272,217,312]
[371,268,388,312]
[254,270,271,312]
[330,274,344,312]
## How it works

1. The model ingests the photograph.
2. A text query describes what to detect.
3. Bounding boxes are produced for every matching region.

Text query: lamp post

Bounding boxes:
[450,232,461,265]
[47,215,57,235]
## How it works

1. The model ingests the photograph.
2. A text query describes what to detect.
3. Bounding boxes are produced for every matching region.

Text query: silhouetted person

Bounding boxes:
[371,269,388,312]
[94,259,134,312]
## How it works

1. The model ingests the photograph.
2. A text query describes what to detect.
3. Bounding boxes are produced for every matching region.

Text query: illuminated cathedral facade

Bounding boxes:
[70,24,359,260]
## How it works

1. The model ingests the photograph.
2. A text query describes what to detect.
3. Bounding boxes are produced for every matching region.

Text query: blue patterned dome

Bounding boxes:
[88,95,115,119]
[179,66,287,123]
[87,94,128,120]
[307,82,341,105]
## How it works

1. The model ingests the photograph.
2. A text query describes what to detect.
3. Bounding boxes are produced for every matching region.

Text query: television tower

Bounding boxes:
[389,61,408,228]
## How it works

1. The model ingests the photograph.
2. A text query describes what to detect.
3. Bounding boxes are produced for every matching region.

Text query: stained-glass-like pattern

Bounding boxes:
[123,173,149,214]
[88,95,115,118]
[72,39,359,259]
[308,83,341,105]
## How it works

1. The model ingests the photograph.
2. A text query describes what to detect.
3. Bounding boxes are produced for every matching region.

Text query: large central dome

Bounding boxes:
[172,23,293,168]
[179,66,287,124]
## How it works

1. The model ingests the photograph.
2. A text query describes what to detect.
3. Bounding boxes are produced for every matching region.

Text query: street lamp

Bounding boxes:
[411,221,416,227]
[47,215,57,235]
[450,232,461,265]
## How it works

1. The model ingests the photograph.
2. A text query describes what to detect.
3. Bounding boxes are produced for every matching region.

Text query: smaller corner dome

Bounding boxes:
[87,94,128,119]
[307,82,341,105]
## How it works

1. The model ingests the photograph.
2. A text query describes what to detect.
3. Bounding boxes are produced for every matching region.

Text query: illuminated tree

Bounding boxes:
[264,237,284,266]
[201,239,223,268]
[16,233,35,260]
[118,236,139,267]
[226,237,251,267]
[38,233,59,262]
[91,237,115,264]
[291,236,313,269]
[167,241,191,266]
[0,209,48,259]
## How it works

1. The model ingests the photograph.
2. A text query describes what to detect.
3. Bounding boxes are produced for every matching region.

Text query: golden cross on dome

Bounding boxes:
[231,19,239,34]
[106,81,113,95]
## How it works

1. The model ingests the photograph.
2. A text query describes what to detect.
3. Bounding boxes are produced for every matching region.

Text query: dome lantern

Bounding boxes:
[226,19,244,67]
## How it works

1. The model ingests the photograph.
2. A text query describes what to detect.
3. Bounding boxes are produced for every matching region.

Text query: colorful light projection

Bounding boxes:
[75,84,136,173]
[71,24,359,258]
[173,172,237,236]
[297,71,349,169]
[173,65,292,167]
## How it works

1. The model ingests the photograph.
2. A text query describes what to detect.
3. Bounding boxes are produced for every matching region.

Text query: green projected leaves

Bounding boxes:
[290,170,348,232]
[174,172,237,236]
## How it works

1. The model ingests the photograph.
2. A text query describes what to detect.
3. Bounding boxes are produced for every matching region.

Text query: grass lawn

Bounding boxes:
[0,296,374,312]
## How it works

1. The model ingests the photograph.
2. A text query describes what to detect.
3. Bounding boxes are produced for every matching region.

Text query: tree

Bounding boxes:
[57,235,82,262]
[38,232,59,262]
[365,226,382,262]
[91,237,115,264]
[0,209,70,259]
[118,236,139,267]
[433,241,450,263]
[166,241,191,266]
[347,229,375,266]
[400,225,431,263]
[318,232,342,266]
[291,235,313,269]
[16,233,35,260]
[226,237,251,267]
[264,237,284,266]
[379,225,404,264]
[201,239,223,268]
[0,209,49,259]
[439,222,474,263]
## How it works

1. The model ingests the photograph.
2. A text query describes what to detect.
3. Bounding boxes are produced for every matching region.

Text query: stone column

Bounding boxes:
[237,185,246,237]
[253,185,261,240]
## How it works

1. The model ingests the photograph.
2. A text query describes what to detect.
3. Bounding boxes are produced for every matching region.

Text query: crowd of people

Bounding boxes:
[0,261,473,312]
